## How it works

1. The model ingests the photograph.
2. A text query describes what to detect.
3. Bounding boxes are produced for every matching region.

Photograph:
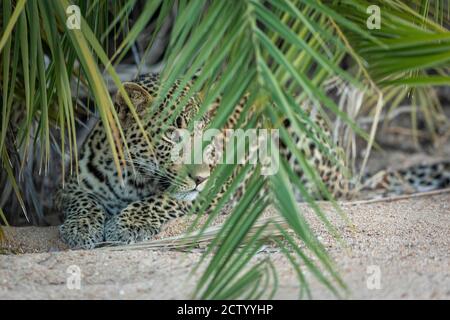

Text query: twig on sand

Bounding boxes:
[342,188,450,206]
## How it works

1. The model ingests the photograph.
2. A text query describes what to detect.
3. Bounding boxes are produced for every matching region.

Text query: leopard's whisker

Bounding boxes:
[128,160,190,188]
[125,159,169,179]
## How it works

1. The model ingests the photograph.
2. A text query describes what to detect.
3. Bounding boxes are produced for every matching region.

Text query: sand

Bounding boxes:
[1,192,449,299]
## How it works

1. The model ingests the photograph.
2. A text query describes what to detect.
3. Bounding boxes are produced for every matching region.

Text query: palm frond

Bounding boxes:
[0,0,448,298]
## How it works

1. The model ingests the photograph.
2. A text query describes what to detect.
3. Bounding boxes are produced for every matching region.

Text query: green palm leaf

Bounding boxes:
[1,0,448,299]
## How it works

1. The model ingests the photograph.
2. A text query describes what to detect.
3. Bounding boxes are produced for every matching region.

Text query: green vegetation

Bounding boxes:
[0,0,448,298]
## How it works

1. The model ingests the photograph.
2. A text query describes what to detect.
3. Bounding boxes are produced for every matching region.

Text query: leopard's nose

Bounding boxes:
[194,176,208,186]
[188,163,210,187]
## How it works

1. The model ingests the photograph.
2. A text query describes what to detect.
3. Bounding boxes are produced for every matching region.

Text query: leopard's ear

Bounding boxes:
[114,82,153,121]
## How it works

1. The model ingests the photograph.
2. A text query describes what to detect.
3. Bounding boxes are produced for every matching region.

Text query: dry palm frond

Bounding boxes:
[101,217,289,252]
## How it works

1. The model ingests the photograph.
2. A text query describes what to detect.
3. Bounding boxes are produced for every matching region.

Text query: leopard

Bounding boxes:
[56,73,450,249]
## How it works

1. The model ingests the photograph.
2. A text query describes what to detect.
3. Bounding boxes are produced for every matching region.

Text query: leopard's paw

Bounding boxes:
[59,218,104,250]
[104,215,158,245]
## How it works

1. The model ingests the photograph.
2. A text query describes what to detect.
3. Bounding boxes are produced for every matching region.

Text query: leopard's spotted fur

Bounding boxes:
[56,73,450,249]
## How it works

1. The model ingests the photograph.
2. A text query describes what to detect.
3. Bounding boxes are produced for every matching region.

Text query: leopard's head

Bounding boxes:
[114,80,211,200]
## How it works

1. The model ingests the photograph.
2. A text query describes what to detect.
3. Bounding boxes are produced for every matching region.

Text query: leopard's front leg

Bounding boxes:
[57,190,107,249]
[104,194,192,245]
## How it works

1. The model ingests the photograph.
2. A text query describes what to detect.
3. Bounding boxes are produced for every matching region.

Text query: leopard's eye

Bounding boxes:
[175,116,186,128]
[162,126,183,144]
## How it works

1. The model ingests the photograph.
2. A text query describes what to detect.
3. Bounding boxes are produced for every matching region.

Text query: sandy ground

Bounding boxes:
[0,192,449,299]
